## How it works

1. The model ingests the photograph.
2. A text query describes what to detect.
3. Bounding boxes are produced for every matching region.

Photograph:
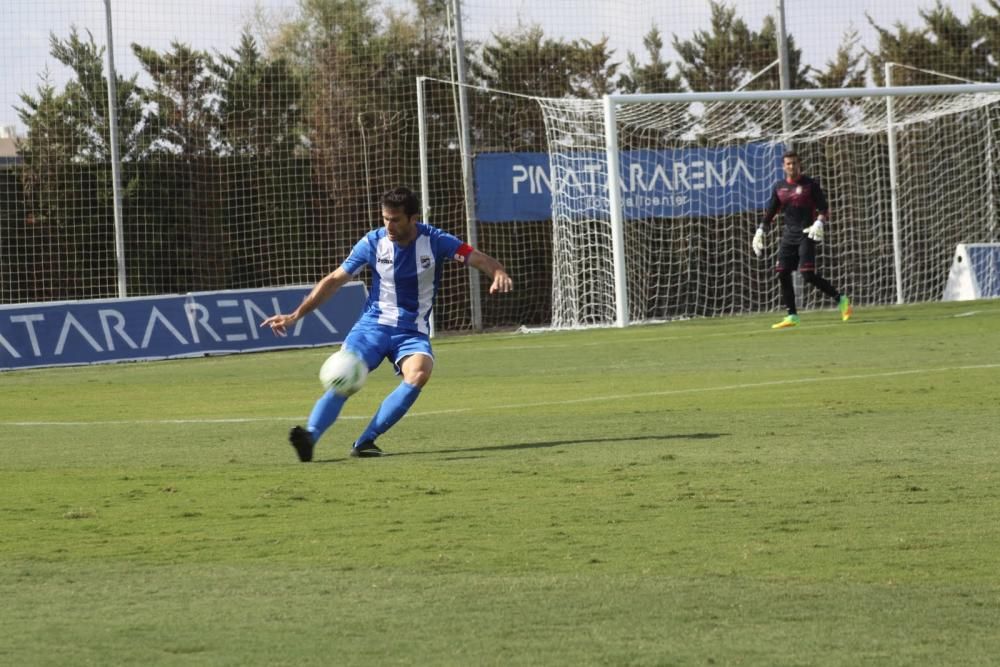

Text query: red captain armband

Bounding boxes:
[454,243,474,262]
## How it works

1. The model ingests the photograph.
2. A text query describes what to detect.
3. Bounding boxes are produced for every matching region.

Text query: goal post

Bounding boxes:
[541,82,1000,328]
[602,95,629,328]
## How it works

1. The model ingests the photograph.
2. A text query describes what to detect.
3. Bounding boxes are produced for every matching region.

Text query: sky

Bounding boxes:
[0,0,984,135]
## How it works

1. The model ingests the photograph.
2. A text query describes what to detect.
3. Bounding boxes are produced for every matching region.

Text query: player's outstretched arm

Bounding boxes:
[261,267,353,336]
[467,250,513,294]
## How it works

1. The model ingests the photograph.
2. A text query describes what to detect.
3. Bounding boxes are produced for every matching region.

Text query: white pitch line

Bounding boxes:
[3,362,997,427]
[411,362,1000,416]
[0,415,366,426]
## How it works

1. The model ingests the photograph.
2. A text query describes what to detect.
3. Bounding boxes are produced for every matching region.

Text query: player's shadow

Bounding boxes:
[392,432,728,457]
[311,432,728,462]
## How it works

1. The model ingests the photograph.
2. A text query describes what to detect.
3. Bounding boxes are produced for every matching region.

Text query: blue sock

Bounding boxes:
[307,390,348,443]
[356,381,421,444]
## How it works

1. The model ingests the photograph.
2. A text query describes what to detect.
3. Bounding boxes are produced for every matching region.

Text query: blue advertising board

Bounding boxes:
[474,144,783,222]
[0,283,368,370]
[967,244,1000,297]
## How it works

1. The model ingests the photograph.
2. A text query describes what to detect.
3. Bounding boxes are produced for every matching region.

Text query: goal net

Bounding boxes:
[532,86,1000,328]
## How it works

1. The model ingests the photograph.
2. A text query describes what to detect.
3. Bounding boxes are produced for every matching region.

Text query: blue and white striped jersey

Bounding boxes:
[340,223,471,334]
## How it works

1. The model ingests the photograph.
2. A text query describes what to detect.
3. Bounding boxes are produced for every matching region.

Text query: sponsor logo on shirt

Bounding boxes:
[420,256,432,269]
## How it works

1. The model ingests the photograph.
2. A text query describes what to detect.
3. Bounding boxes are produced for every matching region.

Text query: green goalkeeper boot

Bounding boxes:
[839,295,853,322]
[771,314,800,329]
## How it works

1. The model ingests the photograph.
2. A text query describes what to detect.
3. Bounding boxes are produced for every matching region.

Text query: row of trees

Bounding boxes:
[20,0,1000,171]
[5,0,1000,324]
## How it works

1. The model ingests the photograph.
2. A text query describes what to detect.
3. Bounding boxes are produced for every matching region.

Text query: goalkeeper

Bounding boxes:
[752,151,852,329]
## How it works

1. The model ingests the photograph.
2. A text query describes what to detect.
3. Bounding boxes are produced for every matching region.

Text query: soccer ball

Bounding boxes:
[318,349,368,396]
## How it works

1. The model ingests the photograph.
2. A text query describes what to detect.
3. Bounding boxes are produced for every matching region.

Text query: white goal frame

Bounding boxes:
[602,82,1000,327]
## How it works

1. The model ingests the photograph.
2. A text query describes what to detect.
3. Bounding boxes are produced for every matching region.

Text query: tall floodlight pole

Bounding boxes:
[449,0,483,330]
[774,0,801,300]
[416,77,432,255]
[103,0,127,298]
[775,0,794,149]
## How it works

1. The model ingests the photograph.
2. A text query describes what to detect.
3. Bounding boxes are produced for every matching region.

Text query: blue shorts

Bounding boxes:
[341,321,433,376]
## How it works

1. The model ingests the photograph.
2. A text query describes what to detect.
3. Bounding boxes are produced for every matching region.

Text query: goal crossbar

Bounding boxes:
[607,82,1000,106]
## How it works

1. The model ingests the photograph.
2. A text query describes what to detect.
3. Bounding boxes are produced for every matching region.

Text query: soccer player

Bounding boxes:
[261,186,513,461]
[752,151,852,329]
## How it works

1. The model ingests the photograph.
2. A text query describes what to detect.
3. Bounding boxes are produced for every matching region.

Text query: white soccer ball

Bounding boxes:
[318,349,368,396]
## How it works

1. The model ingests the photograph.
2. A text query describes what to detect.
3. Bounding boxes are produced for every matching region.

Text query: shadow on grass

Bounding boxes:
[313,432,728,463]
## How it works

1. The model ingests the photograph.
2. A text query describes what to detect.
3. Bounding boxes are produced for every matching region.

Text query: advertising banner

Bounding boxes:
[474,144,782,222]
[0,283,368,370]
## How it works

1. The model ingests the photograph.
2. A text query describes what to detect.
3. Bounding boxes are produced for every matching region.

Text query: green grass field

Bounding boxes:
[3,300,1000,666]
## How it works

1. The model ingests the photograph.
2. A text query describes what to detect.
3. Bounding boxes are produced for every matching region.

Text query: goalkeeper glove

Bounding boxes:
[752,227,765,257]
[805,219,824,242]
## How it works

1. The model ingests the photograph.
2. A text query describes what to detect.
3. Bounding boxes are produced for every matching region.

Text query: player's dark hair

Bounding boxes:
[783,151,800,161]
[381,187,419,216]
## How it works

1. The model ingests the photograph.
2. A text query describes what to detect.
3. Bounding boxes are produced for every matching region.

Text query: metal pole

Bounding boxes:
[449,0,483,330]
[103,0,127,298]
[416,77,432,246]
[775,1,801,302]
[885,63,905,304]
[775,0,794,150]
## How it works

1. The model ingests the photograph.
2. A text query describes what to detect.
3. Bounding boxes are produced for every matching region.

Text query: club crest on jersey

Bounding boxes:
[795,186,803,194]
[420,255,432,269]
